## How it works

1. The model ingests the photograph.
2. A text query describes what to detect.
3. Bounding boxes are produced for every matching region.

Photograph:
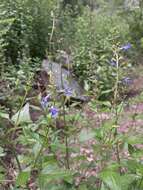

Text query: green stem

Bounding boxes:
[12,148,22,172]
[0,158,7,169]
[6,89,29,172]
[33,146,44,169]
[113,50,119,108]
[49,12,55,54]
[33,126,50,168]
[113,49,121,174]
[138,176,143,188]
[63,103,70,169]
[15,89,28,126]
[65,135,70,169]
[6,89,28,137]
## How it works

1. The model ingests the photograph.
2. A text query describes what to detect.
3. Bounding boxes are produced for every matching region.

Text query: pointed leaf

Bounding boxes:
[79,129,95,142]
[12,103,32,125]
[0,112,9,119]
[100,171,122,190]
[16,171,30,186]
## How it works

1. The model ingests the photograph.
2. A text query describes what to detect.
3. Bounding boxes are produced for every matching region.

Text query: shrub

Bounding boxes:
[1,0,59,64]
[125,2,143,54]
[72,8,130,99]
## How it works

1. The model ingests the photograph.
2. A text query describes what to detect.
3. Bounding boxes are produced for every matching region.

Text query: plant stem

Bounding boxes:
[33,125,50,168]
[113,48,121,174]
[15,89,28,126]
[12,148,22,172]
[138,176,143,188]
[6,89,28,137]
[33,146,43,169]
[0,158,7,169]
[63,103,70,170]
[49,11,55,53]
[60,52,70,169]
[65,135,70,169]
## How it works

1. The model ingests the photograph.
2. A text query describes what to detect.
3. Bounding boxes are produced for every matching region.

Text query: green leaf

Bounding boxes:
[12,103,32,125]
[120,174,138,190]
[79,129,95,142]
[16,171,30,186]
[100,89,113,95]
[84,81,90,91]
[127,160,140,172]
[78,184,88,190]
[128,144,136,154]
[0,173,5,181]
[32,142,42,158]
[126,136,143,145]
[0,112,9,120]
[101,183,110,190]
[39,165,73,184]
[100,171,122,190]
[0,147,5,157]
[100,170,137,190]
[117,102,124,114]
[99,101,112,108]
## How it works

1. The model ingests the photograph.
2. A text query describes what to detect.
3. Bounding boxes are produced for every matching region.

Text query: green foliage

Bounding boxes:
[125,1,143,53]
[0,0,143,189]
[0,2,14,76]
[72,9,130,98]
[0,0,60,64]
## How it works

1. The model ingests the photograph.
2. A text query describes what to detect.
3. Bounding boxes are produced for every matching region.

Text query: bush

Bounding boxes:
[72,8,130,98]
[1,0,59,64]
[125,3,143,54]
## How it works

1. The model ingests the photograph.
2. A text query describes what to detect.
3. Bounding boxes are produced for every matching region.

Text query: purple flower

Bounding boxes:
[109,60,117,67]
[122,77,133,85]
[50,106,59,118]
[64,88,73,97]
[41,94,50,109]
[120,43,131,51]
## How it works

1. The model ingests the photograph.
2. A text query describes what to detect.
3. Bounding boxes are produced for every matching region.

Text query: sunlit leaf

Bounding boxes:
[79,129,95,142]
[0,112,9,120]
[0,147,5,157]
[126,136,143,145]
[12,103,32,125]
[100,170,138,190]
[100,171,122,190]
[16,171,30,186]
[39,165,73,186]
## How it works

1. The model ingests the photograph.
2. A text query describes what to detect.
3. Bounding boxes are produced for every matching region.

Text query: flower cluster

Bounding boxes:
[122,77,133,85]
[120,43,131,51]
[109,43,131,67]
[41,94,59,118]
[49,106,59,118]
[41,94,50,109]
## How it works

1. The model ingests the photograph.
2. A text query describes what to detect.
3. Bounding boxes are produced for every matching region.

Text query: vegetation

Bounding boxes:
[0,0,143,189]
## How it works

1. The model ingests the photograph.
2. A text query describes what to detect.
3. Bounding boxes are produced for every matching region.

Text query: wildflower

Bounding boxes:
[120,43,131,51]
[64,88,73,97]
[122,77,133,85]
[41,94,50,109]
[50,106,59,118]
[109,60,117,67]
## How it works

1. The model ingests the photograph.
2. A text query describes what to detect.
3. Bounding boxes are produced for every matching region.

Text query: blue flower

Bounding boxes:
[122,77,133,85]
[64,88,73,97]
[120,43,131,51]
[41,94,50,109]
[109,60,117,67]
[50,106,59,118]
